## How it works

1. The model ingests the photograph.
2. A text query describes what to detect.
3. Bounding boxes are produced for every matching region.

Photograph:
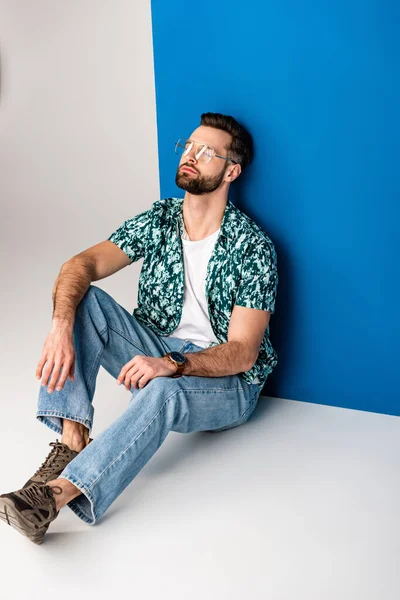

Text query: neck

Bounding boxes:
[182,191,228,241]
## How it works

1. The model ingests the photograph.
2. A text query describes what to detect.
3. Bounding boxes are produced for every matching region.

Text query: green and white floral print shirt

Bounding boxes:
[108,197,278,392]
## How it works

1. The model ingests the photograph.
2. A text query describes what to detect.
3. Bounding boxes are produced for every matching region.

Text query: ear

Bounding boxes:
[225,162,242,183]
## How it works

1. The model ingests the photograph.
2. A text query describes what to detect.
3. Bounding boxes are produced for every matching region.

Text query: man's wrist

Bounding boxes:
[163,352,187,377]
[51,318,74,333]
[162,355,179,376]
[182,354,191,375]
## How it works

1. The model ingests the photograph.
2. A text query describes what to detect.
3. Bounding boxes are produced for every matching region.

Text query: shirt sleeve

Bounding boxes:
[107,208,151,263]
[235,241,278,313]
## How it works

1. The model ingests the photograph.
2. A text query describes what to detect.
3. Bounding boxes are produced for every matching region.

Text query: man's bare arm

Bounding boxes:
[51,259,94,327]
[181,341,254,377]
[51,240,131,327]
[36,258,94,390]
[36,241,130,392]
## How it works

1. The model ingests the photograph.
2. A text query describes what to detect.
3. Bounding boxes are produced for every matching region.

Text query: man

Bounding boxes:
[0,112,278,544]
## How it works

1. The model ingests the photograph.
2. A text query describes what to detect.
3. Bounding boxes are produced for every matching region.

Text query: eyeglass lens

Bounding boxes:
[175,139,214,163]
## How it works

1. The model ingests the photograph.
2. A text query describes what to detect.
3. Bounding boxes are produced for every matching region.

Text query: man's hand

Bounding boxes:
[36,321,75,393]
[116,355,177,390]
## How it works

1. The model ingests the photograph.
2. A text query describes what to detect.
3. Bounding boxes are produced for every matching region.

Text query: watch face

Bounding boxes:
[170,351,186,363]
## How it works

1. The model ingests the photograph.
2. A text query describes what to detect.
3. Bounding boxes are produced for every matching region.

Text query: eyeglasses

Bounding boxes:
[174,138,238,164]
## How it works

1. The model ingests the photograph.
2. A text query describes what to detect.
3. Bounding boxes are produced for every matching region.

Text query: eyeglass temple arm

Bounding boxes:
[215,153,238,164]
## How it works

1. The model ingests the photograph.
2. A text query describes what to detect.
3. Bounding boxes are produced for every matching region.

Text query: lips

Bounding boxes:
[181,166,197,174]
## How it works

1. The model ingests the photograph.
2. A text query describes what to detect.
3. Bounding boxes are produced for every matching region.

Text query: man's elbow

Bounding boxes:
[244,357,257,372]
[242,347,259,372]
[228,340,258,372]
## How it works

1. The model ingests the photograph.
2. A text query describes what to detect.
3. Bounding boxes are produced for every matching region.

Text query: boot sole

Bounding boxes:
[0,497,48,544]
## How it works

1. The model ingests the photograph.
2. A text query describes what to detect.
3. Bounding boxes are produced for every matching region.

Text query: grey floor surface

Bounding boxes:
[0,392,399,600]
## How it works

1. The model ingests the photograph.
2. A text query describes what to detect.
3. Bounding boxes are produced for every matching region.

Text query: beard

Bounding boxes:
[175,163,228,195]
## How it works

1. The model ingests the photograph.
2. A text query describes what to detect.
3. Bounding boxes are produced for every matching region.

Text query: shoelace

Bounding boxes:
[32,440,73,478]
[20,482,63,506]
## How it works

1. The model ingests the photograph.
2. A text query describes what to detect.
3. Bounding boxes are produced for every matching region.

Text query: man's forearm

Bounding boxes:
[52,258,94,327]
[181,341,254,378]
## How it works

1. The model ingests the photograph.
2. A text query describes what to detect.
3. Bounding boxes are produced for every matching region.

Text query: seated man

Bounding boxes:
[0,112,278,544]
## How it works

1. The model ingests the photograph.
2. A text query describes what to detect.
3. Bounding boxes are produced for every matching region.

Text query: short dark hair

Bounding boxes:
[200,112,254,170]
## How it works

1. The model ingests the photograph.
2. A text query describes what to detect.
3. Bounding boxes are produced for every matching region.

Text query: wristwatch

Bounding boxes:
[164,351,187,378]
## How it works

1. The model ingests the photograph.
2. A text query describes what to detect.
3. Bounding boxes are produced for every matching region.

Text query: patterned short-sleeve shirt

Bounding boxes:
[108,197,278,392]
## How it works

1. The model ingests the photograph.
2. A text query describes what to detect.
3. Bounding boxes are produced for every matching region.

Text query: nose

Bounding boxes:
[184,145,198,164]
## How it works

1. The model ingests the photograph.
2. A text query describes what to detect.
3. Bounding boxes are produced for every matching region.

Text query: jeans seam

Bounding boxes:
[82,346,104,425]
[240,393,258,419]
[106,323,147,356]
[83,328,108,424]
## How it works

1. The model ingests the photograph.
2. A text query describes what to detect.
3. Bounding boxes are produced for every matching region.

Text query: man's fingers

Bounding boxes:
[117,368,126,383]
[124,366,144,389]
[41,362,53,386]
[69,361,75,380]
[55,366,71,391]
[117,358,136,384]
[124,365,139,387]
[56,360,74,392]
[137,374,149,388]
[36,356,47,379]
[47,363,62,393]
[36,329,75,388]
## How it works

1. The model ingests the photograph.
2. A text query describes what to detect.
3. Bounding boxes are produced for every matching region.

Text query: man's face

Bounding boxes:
[175,126,234,195]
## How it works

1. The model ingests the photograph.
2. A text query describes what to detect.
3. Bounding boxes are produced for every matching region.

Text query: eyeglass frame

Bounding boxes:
[174,138,238,165]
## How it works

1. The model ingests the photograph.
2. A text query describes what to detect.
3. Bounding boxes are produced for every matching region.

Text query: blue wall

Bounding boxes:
[150,0,399,416]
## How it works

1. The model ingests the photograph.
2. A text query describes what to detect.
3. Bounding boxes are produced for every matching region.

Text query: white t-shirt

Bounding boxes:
[164,222,260,384]
[163,223,220,348]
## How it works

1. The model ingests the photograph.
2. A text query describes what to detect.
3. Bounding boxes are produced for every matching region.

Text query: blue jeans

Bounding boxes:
[36,285,261,525]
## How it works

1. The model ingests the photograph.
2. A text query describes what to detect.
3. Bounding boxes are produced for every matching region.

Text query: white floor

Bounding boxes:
[1,391,399,600]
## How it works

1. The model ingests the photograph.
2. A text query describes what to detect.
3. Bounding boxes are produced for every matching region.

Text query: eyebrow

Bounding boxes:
[188,138,224,155]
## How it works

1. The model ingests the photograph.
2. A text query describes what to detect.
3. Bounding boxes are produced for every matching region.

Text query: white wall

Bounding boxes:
[0,1,159,438]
